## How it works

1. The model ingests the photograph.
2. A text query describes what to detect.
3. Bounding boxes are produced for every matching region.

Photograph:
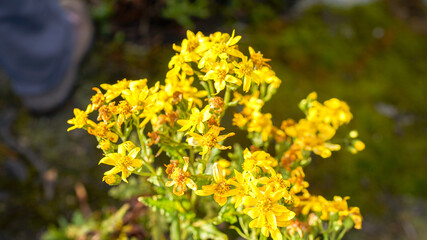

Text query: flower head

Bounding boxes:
[196,163,235,206]
[99,141,142,183]
[165,157,197,196]
[187,126,234,155]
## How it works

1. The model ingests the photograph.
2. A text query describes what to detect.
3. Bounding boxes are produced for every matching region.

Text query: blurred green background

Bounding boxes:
[0,0,426,239]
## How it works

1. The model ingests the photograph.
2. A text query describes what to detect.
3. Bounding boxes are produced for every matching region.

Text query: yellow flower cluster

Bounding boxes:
[67,30,364,240]
[299,195,362,230]
[195,149,295,240]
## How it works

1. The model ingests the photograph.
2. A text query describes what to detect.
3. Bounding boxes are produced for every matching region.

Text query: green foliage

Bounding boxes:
[246,1,427,215]
[138,195,195,219]
[109,177,152,200]
[162,0,210,29]
[42,205,130,240]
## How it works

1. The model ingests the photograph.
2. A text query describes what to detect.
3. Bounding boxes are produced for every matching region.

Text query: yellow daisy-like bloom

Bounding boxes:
[196,163,235,206]
[257,170,291,200]
[109,100,133,127]
[177,105,212,133]
[67,105,92,131]
[248,46,271,69]
[242,148,276,174]
[172,30,208,61]
[256,66,281,89]
[243,184,296,240]
[165,157,197,196]
[247,112,273,141]
[198,30,244,68]
[228,170,250,208]
[203,60,241,94]
[89,87,105,112]
[232,113,249,128]
[187,126,235,155]
[288,167,309,195]
[167,53,194,78]
[162,74,208,111]
[100,78,130,102]
[300,195,329,220]
[99,142,142,183]
[87,121,119,143]
[234,56,259,92]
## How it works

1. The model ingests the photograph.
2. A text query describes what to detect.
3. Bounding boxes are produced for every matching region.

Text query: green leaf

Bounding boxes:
[138,195,195,219]
[198,223,228,240]
[100,203,130,236]
[218,204,237,224]
[109,177,152,200]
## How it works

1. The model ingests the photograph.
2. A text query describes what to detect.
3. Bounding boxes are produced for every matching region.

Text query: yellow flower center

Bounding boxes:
[117,155,133,169]
[215,181,230,195]
[257,198,273,212]
[118,101,132,116]
[240,62,253,75]
[216,69,227,81]
[212,43,226,55]
[171,168,188,184]
[91,93,104,107]
[187,39,199,52]
[251,52,265,68]
[201,133,217,147]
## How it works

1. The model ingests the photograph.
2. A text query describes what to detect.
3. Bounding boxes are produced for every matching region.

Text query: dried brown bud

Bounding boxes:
[207,97,224,114]
[172,91,183,105]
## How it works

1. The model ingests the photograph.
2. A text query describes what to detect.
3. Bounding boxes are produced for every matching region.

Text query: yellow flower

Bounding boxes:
[232,113,249,128]
[234,56,259,92]
[99,142,142,183]
[177,105,212,133]
[172,30,208,60]
[243,184,295,240]
[242,148,276,174]
[187,126,234,155]
[247,112,273,141]
[248,46,271,69]
[284,119,341,158]
[163,74,207,111]
[288,167,309,195]
[110,100,133,127]
[203,60,241,93]
[100,78,130,102]
[67,105,91,131]
[198,30,244,68]
[196,163,235,206]
[257,170,291,200]
[87,121,119,143]
[256,66,281,88]
[165,157,197,196]
[167,53,194,78]
[300,195,329,220]
[228,170,250,208]
[89,87,105,112]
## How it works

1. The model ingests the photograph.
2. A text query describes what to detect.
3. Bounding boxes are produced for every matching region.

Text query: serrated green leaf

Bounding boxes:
[109,177,152,200]
[138,195,195,219]
[100,203,130,236]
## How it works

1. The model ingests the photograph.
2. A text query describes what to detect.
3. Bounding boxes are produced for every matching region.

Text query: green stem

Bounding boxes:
[208,80,215,96]
[336,226,351,240]
[171,216,181,240]
[201,81,212,97]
